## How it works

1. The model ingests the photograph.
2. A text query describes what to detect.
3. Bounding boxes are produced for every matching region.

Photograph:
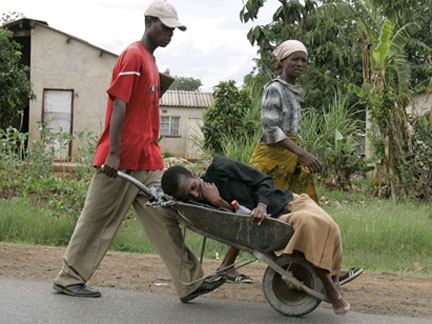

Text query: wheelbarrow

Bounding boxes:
[117,170,328,317]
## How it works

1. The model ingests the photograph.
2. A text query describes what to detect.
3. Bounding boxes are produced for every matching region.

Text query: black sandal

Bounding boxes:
[339,268,363,285]
[225,274,253,284]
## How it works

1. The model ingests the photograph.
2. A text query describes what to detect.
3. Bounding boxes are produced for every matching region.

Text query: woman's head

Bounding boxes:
[272,40,308,65]
[272,40,308,82]
[161,165,203,201]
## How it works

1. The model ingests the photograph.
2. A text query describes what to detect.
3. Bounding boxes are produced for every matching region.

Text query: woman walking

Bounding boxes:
[249,40,322,203]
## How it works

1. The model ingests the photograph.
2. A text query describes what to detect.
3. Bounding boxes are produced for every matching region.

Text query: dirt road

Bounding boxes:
[1,243,431,319]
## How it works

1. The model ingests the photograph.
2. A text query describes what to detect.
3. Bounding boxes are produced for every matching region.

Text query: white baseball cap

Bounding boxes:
[145,0,186,31]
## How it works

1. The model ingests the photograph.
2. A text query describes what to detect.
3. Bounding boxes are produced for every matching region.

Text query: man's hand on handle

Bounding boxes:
[101,153,120,178]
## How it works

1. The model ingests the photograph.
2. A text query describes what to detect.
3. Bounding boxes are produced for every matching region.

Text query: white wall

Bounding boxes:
[159,106,204,158]
[29,24,117,158]
[406,92,432,117]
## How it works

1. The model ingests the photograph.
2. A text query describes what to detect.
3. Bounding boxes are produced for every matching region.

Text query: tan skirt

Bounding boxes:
[278,194,342,276]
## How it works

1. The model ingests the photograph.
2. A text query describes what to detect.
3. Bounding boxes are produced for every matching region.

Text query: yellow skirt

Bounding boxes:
[278,194,342,275]
[249,134,319,204]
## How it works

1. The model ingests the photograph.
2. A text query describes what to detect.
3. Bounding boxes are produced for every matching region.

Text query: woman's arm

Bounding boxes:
[278,138,323,173]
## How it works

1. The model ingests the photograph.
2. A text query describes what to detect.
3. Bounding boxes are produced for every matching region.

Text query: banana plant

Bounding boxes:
[318,0,430,199]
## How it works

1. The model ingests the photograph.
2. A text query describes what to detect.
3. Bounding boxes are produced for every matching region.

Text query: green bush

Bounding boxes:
[73,129,99,180]
[0,27,35,127]
[300,92,374,189]
[0,125,93,216]
[399,114,432,201]
[219,96,262,164]
[202,81,254,153]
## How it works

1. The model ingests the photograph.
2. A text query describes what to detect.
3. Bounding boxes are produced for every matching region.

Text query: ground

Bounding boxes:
[1,242,431,319]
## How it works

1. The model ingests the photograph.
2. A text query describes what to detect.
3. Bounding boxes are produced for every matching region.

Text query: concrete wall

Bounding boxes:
[159,106,204,158]
[406,92,432,118]
[365,91,432,159]
[29,24,117,158]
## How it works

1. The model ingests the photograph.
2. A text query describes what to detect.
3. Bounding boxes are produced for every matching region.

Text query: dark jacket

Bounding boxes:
[201,156,293,218]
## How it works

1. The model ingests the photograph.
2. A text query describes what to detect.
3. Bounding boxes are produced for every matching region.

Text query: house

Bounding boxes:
[406,90,432,125]
[159,90,214,159]
[4,18,212,160]
[3,18,118,159]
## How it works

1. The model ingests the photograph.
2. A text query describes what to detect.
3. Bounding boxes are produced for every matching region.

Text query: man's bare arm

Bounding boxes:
[102,97,127,178]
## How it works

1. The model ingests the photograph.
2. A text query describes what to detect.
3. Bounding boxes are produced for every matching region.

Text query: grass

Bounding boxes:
[0,197,231,261]
[0,198,76,247]
[1,187,431,276]
[317,185,432,276]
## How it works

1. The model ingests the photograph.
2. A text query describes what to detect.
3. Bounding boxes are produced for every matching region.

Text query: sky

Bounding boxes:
[1,0,281,91]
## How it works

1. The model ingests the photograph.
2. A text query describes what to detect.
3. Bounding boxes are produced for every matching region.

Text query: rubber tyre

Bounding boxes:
[263,256,325,317]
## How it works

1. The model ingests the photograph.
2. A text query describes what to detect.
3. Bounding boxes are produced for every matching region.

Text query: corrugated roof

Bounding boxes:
[160,90,214,108]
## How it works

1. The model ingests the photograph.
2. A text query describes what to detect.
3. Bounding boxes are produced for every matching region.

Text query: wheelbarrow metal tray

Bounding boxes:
[171,202,294,253]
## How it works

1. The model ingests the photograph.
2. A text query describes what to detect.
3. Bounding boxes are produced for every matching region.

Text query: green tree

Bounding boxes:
[163,69,202,91]
[241,0,432,200]
[240,0,363,110]
[169,76,202,91]
[201,81,254,153]
[359,19,427,200]
[0,27,34,128]
[320,1,432,200]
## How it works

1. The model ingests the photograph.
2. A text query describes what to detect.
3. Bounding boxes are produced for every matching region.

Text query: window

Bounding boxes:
[160,116,180,136]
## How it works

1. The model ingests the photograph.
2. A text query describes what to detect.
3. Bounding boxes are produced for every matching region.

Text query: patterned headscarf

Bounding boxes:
[272,40,308,70]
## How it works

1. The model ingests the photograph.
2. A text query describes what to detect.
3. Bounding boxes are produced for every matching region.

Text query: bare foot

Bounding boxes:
[314,267,350,315]
[331,295,350,315]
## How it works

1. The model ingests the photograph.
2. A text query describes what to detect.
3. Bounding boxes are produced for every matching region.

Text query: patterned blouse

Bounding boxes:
[259,77,304,144]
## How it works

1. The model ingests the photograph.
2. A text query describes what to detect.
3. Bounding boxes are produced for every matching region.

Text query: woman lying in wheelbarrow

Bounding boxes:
[161,155,351,315]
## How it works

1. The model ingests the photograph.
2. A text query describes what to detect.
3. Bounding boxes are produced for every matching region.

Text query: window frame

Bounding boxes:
[160,115,181,138]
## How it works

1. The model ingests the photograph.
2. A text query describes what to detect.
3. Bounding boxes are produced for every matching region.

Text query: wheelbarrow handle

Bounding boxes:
[101,165,154,199]
[117,170,154,198]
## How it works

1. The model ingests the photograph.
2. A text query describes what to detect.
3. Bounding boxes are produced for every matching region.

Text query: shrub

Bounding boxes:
[300,93,374,189]
[0,125,95,215]
[202,81,254,153]
[0,27,35,128]
[219,97,262,164]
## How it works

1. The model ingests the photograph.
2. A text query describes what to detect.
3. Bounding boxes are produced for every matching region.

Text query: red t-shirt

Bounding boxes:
[93,42,164,170]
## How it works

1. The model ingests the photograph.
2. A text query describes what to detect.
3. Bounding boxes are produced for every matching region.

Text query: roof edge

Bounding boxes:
[3,18,119,58]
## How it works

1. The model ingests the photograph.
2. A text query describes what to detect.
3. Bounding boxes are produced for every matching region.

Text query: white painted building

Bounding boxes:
[5,19,213,160]
[159,90,213,159]
[4,18,118,159]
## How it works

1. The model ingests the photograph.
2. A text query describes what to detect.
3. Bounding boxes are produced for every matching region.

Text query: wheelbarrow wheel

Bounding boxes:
[263,255,325,317]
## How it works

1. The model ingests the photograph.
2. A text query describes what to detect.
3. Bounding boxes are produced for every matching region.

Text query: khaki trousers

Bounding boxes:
[55,168,203,297]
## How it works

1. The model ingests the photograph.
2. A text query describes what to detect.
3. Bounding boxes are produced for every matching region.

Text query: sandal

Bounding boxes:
[225,274,253,284]
[339,268,363,286]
